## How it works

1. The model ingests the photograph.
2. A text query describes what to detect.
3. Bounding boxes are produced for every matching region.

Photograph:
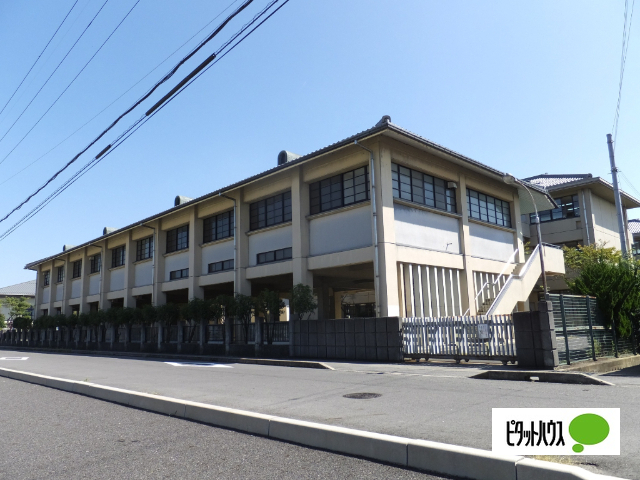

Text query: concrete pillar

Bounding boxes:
[34,265,41,318]
[376,143,400,317]
[47,262,55,317]
[235,190,252,296]
[512,190,526,264]
[61,254,72,316]
[583,189,597,247]
[457,174,477,316]
[123,231,136,308]
[316,279,331,320]
[513,301,559,369]
[79,248,91,314]
[99,240,110,310]
[188,207,204,300]
[152,220,166,306]
[291,166,312,287]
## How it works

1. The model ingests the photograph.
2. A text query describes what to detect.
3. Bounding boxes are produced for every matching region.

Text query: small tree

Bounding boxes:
[0,313,6,329]
[13,317,32,330]
[1,297,31,322]
[255,289,285,323]
[141,304,157,325]
[291,283,317,320]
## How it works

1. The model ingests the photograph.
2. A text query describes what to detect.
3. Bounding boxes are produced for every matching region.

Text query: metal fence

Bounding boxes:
[264,322,289,344]
[402,315,516,363]
[183,325,199,344]
[233,323,255,344]
[550,294,638,365]
[207,325,225,343]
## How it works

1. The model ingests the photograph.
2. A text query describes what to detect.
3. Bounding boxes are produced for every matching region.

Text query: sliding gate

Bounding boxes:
[402,315,516,364]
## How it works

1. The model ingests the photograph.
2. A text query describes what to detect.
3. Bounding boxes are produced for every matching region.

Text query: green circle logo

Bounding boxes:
[569,414,610,453]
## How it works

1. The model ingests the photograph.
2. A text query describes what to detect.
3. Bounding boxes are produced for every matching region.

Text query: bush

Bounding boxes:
[12,317,32,330]
[291,284,317,321]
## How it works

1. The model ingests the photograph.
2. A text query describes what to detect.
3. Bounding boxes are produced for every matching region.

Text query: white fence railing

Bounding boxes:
[402,315,516,363]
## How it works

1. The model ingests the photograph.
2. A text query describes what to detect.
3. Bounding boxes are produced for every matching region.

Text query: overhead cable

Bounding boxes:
[612,0,636,147]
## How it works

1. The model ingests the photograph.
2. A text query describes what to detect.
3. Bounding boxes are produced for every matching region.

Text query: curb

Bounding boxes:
[0,346,331,370]
[0,367,626,480]
[471,370,613,386]
[556,355,640,374]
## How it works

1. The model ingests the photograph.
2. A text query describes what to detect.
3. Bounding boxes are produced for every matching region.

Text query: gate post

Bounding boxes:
[559,294,570,365]
[586,297,597,361]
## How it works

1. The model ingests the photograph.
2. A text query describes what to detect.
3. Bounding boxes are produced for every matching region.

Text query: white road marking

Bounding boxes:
[0,357,29,360]
[164,362,232,368]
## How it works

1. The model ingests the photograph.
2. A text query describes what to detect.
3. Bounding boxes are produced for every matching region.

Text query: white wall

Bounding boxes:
[89,275,100,296]
[591,193,624,249]
[248,225,292,267]
[42,287,50,304]
[55,285,63,302]
[110,268,125,291]
[309,205,372,256]
[469,222,514,262]
[164,251,189,281]
[134,261,153,287]
[70,279,81,299]
[393,204,461,254]
[202,240,234,272]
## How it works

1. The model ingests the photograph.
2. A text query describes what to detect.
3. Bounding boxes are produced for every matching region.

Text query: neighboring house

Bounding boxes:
[25,116,564,319]
[630,219,640,259]
[521,174,640,293]
[0,280,36,328]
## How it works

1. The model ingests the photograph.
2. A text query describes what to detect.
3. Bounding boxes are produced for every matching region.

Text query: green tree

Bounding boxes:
[291,283,317,320]
[1,296,31,321]
[0,313,6,329]
[255,289,285,323]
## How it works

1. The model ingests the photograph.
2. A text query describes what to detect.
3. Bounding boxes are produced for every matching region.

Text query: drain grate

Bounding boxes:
[343,393,381,400]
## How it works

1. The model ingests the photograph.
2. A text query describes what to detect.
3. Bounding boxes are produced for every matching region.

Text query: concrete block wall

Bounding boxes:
[513,301,559,369]
[292,317,403,362]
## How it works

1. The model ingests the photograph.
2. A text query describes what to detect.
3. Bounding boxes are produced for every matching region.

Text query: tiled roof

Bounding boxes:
[629,219,640,234]
[523,174,593,188]
[0,279,36,297]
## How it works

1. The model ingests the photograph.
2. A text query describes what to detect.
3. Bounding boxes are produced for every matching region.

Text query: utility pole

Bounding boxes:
[607,133,628,256]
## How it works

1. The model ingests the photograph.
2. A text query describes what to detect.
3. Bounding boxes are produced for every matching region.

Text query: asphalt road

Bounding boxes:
[1,350,638,479]
[0,377,447,480]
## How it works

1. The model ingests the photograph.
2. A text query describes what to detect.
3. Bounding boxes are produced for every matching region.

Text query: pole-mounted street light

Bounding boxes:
[503,174,549,300]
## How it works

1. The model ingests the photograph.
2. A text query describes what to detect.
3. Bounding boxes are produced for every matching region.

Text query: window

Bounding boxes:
[310,167,369,215]
[136,236,154,261]
[90,254,101,274]
[203,211,234,243]
[531,195,580,224]
[467,189,512,227]
[72,260,82,279]
[208,259,234,273]
[166,225,189,253]
[250,192,292,230]
[391,163,457,213]
[632,241,640,258]
[169,268,189,280]
[111,246,126,268]
[43,270,50,286]
[56,266,64,283]
[257,247,292,265]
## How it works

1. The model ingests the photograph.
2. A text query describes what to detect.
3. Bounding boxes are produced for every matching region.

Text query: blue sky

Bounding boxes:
[0,0,638,287]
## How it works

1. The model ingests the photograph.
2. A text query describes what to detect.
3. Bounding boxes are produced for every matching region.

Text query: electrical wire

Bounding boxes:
[0,0,142,168]
[612,0,636,147]
[0,0,79,119]
[0,0,258,225]
[0,0,111,151]
[0,0,241,187]
[619,171,640,200]
[0,0,291,241]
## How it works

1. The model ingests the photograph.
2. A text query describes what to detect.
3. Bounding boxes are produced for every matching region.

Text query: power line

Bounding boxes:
[619,171,640,199]
[0,0,111,152]
[0,0,291,242]
[612,0,636,147]
[0,0,259,225]
[0,0,242,188]
[0,0,142,168]
[0,0,79,119]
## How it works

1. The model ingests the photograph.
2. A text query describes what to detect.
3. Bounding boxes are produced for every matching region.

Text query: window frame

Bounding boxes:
[90,254,102,274]
[166,225,189,253]
[203,210,234,243]
[309,166,370,215]
[111,245,126,268]
[391,163,457,213]
[169,268,189,280]
[466,188,512,228]
[136,236,154,262]
[249,191,292,231]
[43,270,50,287]
[531,195,580,224]
[632,241,640,257]
[257,247,293,265]
[208,259,234,274]
[72,260,82,279]
[56,266,64,284]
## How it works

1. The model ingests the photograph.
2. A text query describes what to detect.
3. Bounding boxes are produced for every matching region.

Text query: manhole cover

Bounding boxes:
[343,393,381,399]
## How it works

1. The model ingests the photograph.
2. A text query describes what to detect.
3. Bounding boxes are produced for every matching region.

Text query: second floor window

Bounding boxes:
[72,260,82,279]
[391,163,457,213]
[203,211,234,243]
[208,259,234,273]
[166,225,189,253]
[56,266,64,283]
[467,189,512,228]
[43,270,50,286]
[136,236,154,261]
[310,166,370,215]
[531,195,579,224]
[169,268,189,280]
[250,192,292,230]
[90,254,101,274]
[257,247,292,265]
[112,246,126,268]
